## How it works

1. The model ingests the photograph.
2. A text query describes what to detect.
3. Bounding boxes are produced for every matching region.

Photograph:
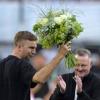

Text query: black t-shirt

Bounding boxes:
[0,55,37,100]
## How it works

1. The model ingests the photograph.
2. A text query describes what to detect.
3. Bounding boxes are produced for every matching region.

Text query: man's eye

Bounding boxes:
[81,65,84,67]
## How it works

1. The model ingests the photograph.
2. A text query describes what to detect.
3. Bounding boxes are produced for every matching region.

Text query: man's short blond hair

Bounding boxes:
[14,31,37,46]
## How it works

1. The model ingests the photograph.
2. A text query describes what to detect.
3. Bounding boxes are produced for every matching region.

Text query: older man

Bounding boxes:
[50,48,100,100]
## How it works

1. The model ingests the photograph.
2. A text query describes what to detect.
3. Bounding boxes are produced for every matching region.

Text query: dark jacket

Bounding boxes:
[50,72,100,100]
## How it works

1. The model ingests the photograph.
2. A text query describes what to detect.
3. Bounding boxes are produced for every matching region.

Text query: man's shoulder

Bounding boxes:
[0,55,20,62]
[0,56,10,65]
[0,55,27,68]
[88,72,100,85]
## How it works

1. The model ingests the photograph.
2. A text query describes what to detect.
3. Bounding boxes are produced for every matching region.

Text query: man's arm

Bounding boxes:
[32,44,70,83]
[31,84,43,94]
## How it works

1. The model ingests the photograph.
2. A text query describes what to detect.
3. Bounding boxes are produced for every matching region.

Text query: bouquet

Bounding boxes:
[33,9,83,68]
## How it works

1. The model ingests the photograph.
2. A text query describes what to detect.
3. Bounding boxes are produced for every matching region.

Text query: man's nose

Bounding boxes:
[78,66,83,70]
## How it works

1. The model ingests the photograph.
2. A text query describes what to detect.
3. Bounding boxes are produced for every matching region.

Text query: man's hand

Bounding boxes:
[74,75,83,93]
[58,42,71,57]
[57,76,66,93]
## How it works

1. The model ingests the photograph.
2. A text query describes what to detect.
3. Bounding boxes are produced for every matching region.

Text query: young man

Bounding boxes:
[50,48,100,100]
[0,31,70,100]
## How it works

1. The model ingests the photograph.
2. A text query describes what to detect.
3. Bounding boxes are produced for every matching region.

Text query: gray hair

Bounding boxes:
[75,48,91,58]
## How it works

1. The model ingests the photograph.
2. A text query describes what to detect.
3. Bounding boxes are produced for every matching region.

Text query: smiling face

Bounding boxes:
[75,54,92,78]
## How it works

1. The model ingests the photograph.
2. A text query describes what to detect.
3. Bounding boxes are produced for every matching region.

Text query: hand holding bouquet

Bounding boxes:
[33,9,83,68]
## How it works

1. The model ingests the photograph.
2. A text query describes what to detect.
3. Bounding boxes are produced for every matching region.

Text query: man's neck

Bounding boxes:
[12,49,22,59]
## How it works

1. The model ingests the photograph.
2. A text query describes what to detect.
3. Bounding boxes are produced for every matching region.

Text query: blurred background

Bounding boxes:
[0,0,100,100]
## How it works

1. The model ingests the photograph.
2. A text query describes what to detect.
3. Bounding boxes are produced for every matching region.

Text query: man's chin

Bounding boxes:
[79,74,88,78]
[76,73,85,78]
[27,55,33,59]
[79,75,84,79]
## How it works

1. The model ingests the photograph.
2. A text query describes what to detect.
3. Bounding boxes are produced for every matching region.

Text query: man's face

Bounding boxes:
[75,54,92,78]
[20,40,37,59]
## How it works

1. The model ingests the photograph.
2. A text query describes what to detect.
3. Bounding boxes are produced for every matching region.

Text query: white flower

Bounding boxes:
[54,13,72,24]
[38,18,48,26]
[60,15,68,20]
[66,12,72,18]
[54,17,63,24]
[60,13,72,21]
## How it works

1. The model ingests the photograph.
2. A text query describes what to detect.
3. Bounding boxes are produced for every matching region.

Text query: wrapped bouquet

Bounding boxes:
[33,9,83,68]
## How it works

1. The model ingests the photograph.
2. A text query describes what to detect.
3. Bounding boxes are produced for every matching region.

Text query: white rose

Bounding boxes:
[38,18,48,26]
[60,13,72,20]
[66,12,72,18]
[60,15,68,20]
[54,17,63,24]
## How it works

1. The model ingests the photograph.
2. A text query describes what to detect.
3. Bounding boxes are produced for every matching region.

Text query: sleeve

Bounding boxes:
[77,78,100,100]
[50,74,68,100]
[20,61,37,88]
